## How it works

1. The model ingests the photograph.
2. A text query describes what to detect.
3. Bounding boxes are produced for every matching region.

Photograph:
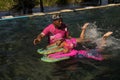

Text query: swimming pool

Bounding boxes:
[0,4,120,80]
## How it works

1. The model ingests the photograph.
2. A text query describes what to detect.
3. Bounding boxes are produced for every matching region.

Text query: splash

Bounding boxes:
[84,22,102,41]
[83,23,120,51]
[106,37,120,50]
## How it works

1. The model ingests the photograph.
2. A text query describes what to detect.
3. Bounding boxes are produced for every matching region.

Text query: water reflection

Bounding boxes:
[52,58,103,80]
[0,6,120,80]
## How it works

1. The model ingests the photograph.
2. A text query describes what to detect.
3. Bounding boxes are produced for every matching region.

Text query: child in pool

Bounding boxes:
[48,31,113,61]
[75,31,113,60]
[37,22,89,54]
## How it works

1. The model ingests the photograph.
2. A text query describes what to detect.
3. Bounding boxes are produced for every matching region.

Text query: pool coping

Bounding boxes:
[0,3,120,21]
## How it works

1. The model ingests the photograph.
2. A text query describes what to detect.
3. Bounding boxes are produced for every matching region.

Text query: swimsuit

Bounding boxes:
[41,23,68,44]
[76,49,103,61]
[63,38,77,51]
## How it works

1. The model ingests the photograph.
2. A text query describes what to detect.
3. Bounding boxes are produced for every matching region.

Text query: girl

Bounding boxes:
[37,23,89,55]
[48,31,113,61]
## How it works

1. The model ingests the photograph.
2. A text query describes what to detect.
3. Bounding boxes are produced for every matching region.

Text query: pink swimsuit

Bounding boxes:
[48,38,103,61]
[41,23,68,44]
[48,49,103,61]
[63,38,77,51]
[48,38,78,58]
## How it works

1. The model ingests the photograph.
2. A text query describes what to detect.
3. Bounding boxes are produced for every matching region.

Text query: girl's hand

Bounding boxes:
[33,38,41,45]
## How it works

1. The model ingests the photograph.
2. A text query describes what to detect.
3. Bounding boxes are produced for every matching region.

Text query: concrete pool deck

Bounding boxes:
[0,3,120,20]
[32,3,120,15]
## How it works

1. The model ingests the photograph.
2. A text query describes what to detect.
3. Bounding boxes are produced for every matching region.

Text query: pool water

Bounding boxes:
[0,5,120,80]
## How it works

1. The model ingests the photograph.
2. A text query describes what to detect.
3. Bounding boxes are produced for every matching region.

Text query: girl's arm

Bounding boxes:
[57,42,69,53]
[46,40,62,49]
[46,42,57,49]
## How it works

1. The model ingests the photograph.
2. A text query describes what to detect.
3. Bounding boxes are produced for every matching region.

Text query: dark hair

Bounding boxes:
[82,42,97,49]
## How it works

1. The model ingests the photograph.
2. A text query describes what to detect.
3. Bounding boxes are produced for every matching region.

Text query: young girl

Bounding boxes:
[37,23,89,54]
[48,32,113,61]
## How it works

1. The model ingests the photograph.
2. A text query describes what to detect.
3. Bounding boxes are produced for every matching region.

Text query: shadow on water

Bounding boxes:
[0,6,120,80]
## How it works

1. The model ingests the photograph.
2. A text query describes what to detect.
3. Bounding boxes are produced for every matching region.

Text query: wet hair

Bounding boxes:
[82,42,97,49]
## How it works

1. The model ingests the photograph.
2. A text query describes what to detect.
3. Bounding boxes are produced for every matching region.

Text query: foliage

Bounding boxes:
[42,0,58,6]
[11,0,36,14]
[0,0,84,11]
[1,0,119,11]
[0,0,14,11]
